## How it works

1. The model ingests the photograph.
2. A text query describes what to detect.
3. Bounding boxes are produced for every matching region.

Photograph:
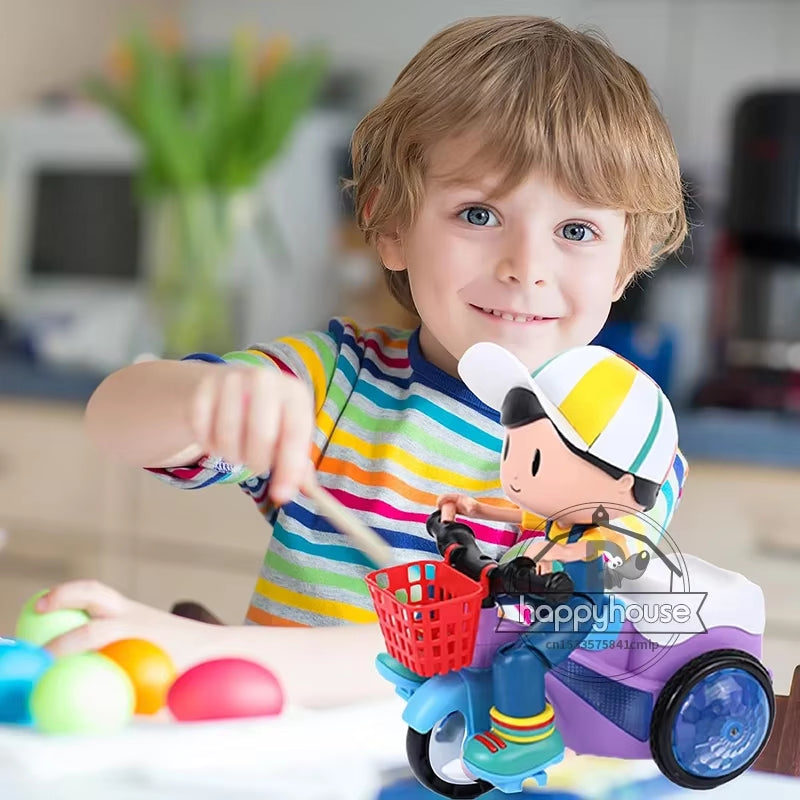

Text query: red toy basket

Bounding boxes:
[366,559,485,677]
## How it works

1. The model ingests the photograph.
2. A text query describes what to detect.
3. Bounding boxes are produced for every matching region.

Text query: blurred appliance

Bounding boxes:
[695,90,800,412]
[591,173,707,408]
[593,321,675,398]
[0,105,351,370]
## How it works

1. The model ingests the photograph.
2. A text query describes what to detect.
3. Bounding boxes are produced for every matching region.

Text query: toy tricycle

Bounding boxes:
[366,511,775,798]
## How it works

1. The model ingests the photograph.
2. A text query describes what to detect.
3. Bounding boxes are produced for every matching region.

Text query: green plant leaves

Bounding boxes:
[85,29,328,195]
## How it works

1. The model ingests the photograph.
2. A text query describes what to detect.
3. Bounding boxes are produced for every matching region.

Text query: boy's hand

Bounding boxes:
[35,581,209,666]
[190,366,315,505]
[436,493,478,520]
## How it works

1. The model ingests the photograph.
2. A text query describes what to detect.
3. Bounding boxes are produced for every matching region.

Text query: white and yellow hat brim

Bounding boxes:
[458,342,587,452]
[458,342,678,486]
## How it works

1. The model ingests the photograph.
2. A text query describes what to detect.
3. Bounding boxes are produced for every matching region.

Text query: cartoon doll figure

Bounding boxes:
[439,342,679,789]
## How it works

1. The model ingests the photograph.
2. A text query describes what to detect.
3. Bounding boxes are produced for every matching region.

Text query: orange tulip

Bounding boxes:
[256,35,292,80]
[153,18,182,54]
[107,41,135,85]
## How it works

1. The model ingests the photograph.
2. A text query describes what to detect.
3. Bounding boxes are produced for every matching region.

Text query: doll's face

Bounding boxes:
[499,418,642,526]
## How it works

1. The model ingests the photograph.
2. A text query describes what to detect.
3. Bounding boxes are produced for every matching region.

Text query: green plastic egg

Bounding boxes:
[29,652,135,735]
[15,590,90,648]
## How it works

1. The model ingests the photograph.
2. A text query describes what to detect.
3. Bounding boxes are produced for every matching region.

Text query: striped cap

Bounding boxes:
[459,342,678,485]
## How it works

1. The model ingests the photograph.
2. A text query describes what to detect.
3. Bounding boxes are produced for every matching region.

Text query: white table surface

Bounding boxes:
[0,699,409,800]
[1,697,797,800]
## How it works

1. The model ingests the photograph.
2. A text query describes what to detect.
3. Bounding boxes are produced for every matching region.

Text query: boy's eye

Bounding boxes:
[531,448,541,476]
[502,436,510,461]
[459,206,499,227]
[559,223,597,242]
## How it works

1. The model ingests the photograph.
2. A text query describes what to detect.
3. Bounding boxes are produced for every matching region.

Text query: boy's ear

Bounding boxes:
[612,271,631,302]
[376,230,405,272]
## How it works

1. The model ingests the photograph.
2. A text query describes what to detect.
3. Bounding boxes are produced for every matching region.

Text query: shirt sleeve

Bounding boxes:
[645,446,689,538]
[580,526,630,560]
[520,509,546,536]
[587,446,690,556]
[145,318,353,490]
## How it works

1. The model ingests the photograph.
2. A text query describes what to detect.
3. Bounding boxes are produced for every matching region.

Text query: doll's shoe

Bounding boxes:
[375,653,427,698]
[461,704,565,793]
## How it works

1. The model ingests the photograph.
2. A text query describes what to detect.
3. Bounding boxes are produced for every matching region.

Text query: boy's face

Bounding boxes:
[500,418,642,526]
[378,139,627,376]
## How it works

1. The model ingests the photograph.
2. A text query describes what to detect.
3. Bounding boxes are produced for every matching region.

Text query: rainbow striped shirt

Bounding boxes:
[149,317,688,627]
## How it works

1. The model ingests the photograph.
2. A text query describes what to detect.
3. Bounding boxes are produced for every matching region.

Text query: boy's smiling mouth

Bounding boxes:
[508,484,522,493]
[469,304,558,324]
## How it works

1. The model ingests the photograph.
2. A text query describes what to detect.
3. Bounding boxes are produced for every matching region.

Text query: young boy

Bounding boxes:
[36,15,689,710]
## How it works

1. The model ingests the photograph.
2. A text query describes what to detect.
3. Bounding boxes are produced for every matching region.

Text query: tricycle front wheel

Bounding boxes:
[406,712,494,799]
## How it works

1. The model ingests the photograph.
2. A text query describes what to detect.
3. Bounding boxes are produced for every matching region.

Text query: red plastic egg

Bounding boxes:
[166,658,284,721]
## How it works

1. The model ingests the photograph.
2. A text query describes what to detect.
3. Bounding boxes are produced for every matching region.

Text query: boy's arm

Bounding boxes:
[85,357,315,503]
[39,580,393,709]
[219,623,392,708]
[85,359,221,468]
[86,319,352,498]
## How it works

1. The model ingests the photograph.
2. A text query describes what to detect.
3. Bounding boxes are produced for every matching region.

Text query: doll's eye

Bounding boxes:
[502,436,510,461]
[531,448,541,476]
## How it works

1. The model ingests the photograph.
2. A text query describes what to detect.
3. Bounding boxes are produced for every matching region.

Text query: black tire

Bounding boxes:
[406,721,494,799]
[650,649,776,790]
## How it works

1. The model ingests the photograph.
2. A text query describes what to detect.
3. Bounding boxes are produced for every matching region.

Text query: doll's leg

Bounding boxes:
[460,594,598,790]
[461,632,565,787]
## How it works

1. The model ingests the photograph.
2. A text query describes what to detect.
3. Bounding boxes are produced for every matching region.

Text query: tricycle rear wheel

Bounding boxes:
[650,649,775,790]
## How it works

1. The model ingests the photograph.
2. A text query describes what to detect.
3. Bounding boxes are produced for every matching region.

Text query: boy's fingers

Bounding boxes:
[36,580,126,618]
[243,371,279,476]
[298,460,318,495]
[190,374,216,446]
[45,618,124,658]
[269,383,314,505]
[212,371,245,463]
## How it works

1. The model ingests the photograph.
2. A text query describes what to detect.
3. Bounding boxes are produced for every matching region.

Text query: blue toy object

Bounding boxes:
[592,322,675,397]
[0,637,55,725]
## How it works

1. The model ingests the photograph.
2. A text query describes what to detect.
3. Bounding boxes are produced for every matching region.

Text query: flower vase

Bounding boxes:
[147,190,246,358]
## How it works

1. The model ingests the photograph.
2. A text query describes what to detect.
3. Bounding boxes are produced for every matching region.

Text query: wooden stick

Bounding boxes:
[304,481,395,569]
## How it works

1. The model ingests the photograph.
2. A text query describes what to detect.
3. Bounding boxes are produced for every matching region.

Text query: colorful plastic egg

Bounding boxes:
[98,638,177,715]
[0,638,54,725]
[15,590,89,648]
[29,652,135,734]
[167,658,284,722]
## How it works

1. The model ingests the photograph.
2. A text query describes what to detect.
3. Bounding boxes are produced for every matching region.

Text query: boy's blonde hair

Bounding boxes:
[349,16,687,315]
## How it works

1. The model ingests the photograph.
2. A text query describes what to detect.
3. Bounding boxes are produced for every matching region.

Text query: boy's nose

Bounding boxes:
[495,235,553,286]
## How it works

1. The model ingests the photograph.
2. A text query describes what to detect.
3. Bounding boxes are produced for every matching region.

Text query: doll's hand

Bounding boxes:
[34,580,213,668]
[190,365,315,505]
[521,540,550,562]
[436,493,478,521]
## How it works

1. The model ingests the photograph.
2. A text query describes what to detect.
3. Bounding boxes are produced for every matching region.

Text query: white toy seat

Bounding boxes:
[613,553,765,645]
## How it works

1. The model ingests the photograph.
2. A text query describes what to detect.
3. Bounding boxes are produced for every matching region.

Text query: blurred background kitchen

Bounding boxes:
[0,0,798,694]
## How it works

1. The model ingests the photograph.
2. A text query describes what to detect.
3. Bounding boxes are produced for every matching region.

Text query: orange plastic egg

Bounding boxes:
[98,639,177,715]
